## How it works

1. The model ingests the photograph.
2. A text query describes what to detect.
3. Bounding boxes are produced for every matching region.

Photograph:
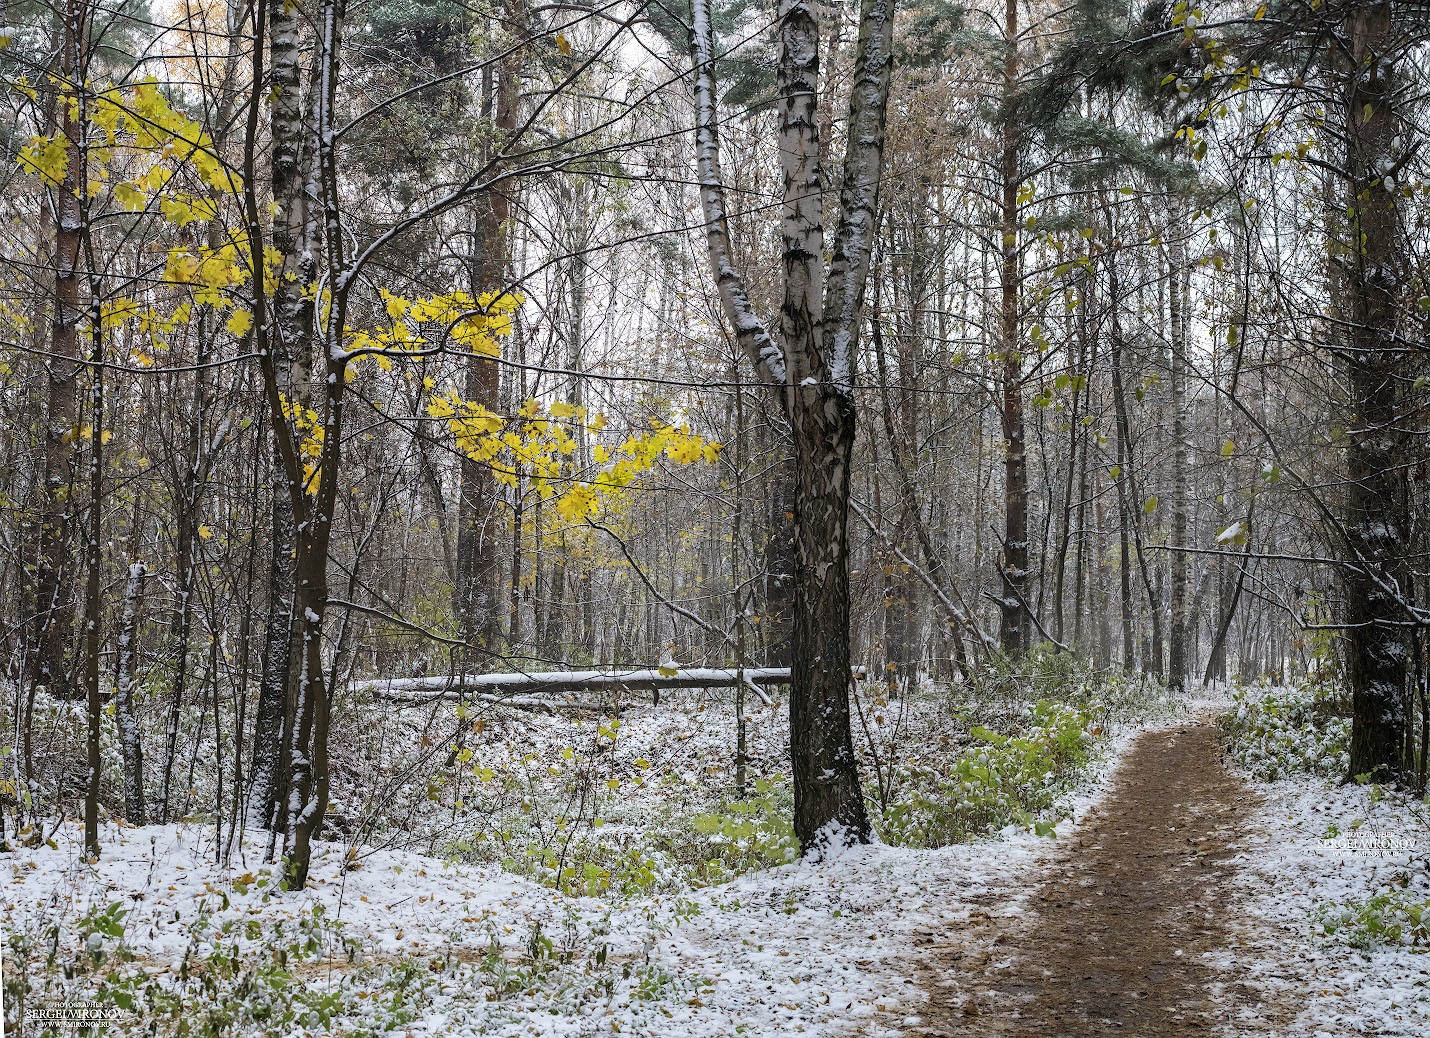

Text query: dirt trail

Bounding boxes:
[910,722,1286,1036]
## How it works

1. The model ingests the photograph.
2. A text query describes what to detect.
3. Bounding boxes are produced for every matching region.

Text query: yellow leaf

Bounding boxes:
[114,181,146,211]
[555,485,599,522]
[226,309,253,337]
[18,134,68,185]
[198,525,215,540]
[556,33,572,56]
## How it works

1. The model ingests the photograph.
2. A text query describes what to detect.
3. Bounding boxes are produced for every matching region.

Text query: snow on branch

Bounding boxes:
[690,0,787,387]
[355,667,868,708]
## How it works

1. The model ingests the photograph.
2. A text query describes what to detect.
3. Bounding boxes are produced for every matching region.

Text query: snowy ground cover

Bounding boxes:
[4,663,1178,1036]
[1218,682,1430,1037]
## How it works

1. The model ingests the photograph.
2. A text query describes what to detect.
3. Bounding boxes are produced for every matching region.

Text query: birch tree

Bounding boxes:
[691,0,896,850]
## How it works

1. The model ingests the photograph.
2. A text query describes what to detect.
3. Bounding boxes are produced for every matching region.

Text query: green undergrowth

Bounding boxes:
[1316,886,1430,954]
[471,777,801,898]
[1220,675,1352,781]
[6,893,685,1037]
[875,699,1096,847]
[470,699,1108,897]
[439,649,1167,897]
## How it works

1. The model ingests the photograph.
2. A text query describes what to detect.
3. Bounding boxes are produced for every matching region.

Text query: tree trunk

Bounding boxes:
[1167,228,1191,690]
[1342,0,1408,783]
[1108,261,1136,670]
[996,0,1028,654]
[82,315,103,860]
[790,386,870,848]
[248,476,295,830]
[115,561,147,825]
[28,0,87,699]
[454,27,520,656]
[691,0,894,852]
[249,0,318,831]
[284,0,347,887]
[159,465,197,823]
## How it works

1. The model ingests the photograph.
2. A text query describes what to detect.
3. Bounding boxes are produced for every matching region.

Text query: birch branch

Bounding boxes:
[690,0,788,387]
[823,0,897,390]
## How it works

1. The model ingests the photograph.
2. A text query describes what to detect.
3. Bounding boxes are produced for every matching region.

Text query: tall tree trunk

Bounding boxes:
[1342,0,1408,782]
[285,0,347,887]
[1108,260,1136,670]
[249,0,318,831]
[28,0,88,699]
[159,436,198,822]
[82,314,103,860]
[454,13,521,657]
[116,560,147,824]
[691,0,894,852]
[790,385,869,847]
[1167,227,1191,690]
[996,0,1029,654]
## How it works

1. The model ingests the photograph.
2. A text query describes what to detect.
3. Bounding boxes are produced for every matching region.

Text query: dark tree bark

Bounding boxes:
[1167,228,1191,691]
[283,0,349,890]
[996,0,1029,655]
[1341,0,1409,783]
[27,0,88,700]
[115,560,147,825]
[692,0,896,852]
[82,314,103,860]
[454,4,521,657]
[249,0,318,831]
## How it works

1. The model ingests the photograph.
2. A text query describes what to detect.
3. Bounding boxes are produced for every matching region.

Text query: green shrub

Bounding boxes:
[1220,678,1351,780]
[686,778,801,882]
[1316,889,1430,952]
[877,700,1095,848]
[955,645,1169,731]
[502,840,663,898]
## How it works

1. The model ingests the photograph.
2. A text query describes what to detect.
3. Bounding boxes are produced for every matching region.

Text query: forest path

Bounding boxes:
[907,721,1288,1036]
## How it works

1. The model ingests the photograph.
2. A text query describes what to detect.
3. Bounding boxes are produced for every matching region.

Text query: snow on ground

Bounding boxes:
[44,687,1415,1038]
[1220,764,1430,1035]
[4,805,1059,1036]
[6,693,1181,1037]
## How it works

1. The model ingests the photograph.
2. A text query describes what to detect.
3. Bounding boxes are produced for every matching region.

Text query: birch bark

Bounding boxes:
[690,0,896,850]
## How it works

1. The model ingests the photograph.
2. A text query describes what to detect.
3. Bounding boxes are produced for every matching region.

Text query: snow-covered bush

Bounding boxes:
[877,700,1094,847]
[1316,889,1430,952]
[951,645,1171,732]
[685,777,801,881]
[1220,679,1351,781]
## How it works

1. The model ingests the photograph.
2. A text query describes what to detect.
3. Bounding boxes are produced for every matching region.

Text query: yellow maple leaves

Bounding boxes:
[353,289,520,366]
[226,309,253,337]
[14,78,240,213]
[281,396,326,494]
[556,484,600,521]
[426,392,722,526]
[17,134,69,185]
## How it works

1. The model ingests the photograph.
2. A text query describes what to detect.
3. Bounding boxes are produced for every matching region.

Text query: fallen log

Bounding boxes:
[353,667,867,710]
